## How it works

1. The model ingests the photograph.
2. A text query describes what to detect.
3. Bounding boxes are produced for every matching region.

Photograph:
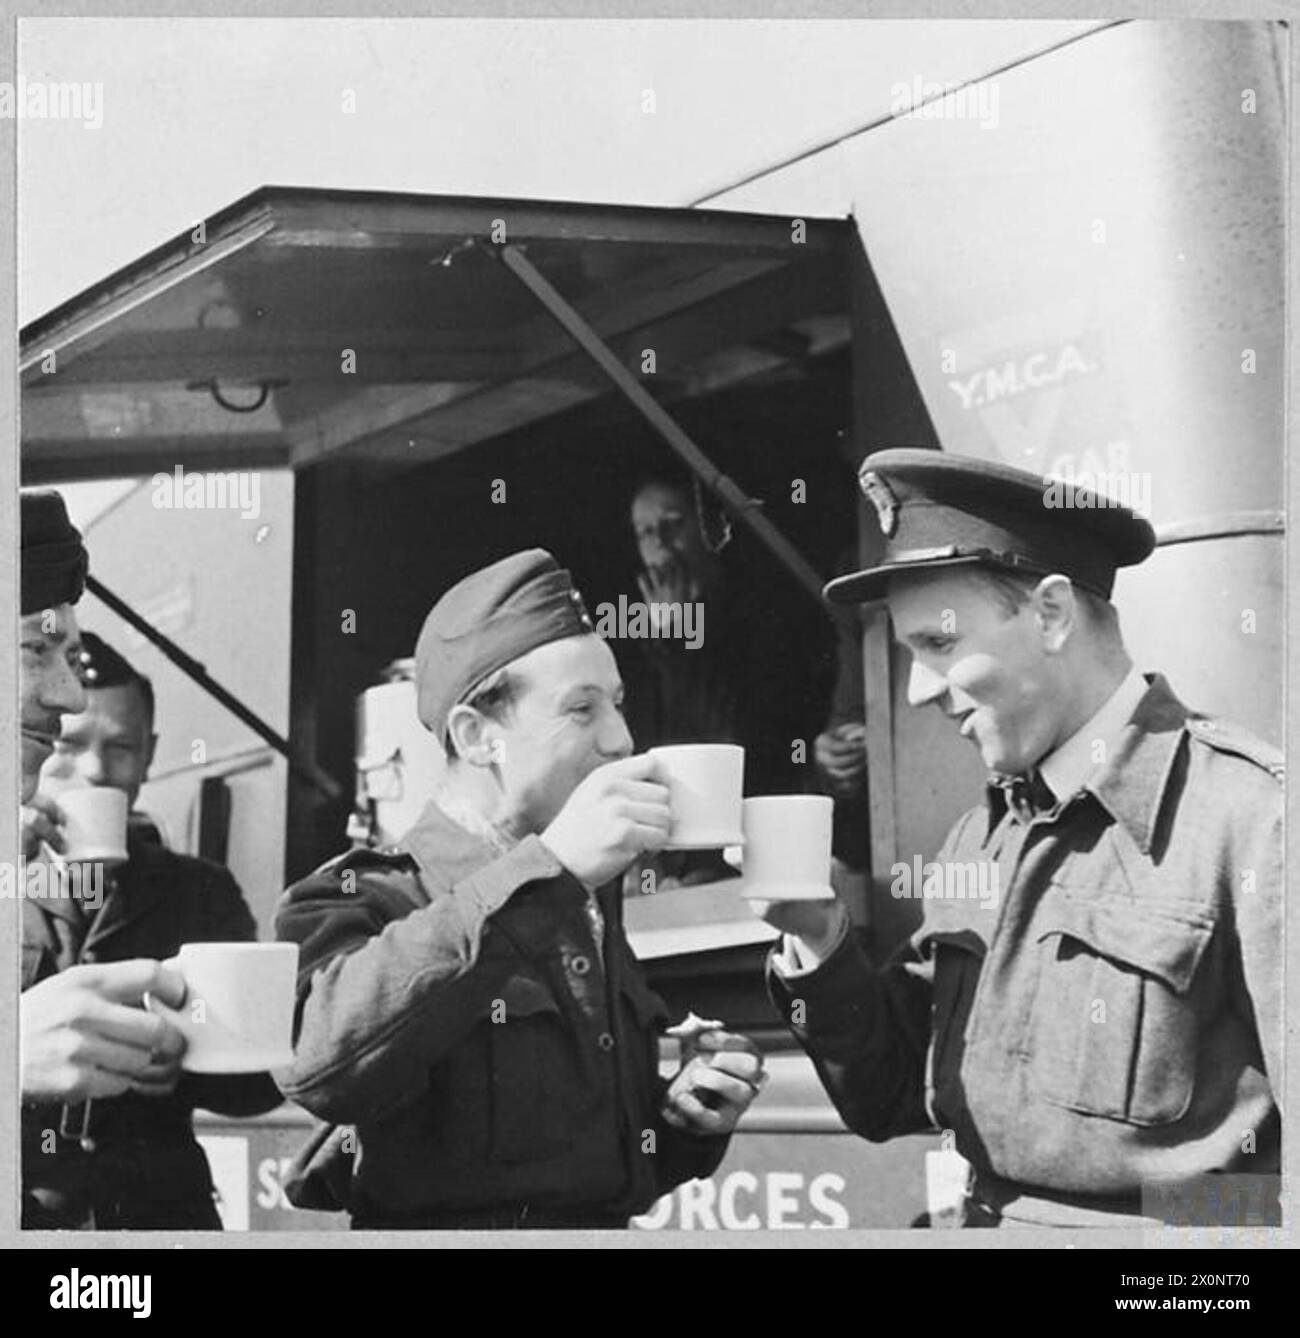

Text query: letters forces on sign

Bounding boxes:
[632,1171,849,1230]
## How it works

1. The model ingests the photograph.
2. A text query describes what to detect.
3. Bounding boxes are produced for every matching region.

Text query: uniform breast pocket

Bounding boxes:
[487,973,582,1165]
[925,931,986,1099]
[1029,893,1213,1126]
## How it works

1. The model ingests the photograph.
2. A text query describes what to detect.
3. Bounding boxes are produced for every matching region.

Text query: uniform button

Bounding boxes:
[571,955,591,976]
[597,1032,616,1052]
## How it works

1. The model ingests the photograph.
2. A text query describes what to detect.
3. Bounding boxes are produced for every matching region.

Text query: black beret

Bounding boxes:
[21,489,88,615]
[415,549,595,737]
[825,448,1156,604]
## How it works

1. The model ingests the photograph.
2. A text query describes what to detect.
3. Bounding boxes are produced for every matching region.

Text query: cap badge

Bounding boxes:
[570,587,594,630]
[861,470,899,538]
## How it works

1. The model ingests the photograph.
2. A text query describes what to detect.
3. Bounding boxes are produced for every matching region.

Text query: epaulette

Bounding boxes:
[1185,716,1284,783]
[311,845,419,880]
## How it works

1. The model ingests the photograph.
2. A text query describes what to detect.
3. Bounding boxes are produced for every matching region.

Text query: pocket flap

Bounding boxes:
[915,926,988,962]
[1036,895,1212,994]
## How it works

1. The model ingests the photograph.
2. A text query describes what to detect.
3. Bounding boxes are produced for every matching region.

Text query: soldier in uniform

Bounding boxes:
[761,449,1281,1227]
[25,631,281,1228]
[275,549,765,1229]
[17,490,193,1228]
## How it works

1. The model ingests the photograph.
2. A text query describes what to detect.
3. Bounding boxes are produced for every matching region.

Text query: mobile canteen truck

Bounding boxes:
[19,19,1284,1230]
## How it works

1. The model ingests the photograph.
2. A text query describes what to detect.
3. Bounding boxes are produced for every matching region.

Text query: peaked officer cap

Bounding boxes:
[825,449,1156,604]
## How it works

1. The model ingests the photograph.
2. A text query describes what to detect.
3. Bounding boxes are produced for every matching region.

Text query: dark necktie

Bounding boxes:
[994,768,1057,825]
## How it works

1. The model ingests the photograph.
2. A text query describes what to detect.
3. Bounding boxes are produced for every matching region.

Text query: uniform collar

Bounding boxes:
[26,832,172,941]
[981,672,1188,853]
[398,796,623,929]
[1039,665,1148,805]
[397,799,497,892]
[1081,673,1190,855]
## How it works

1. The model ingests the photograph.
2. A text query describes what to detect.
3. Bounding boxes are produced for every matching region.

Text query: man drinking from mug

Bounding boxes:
[18,490,186,1227]
[275,549,764,1229]
[22,604,280,1227]
[762,450,1281,1228]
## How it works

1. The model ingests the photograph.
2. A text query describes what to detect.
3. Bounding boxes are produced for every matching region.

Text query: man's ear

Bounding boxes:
[445,704,499,768]
[1031,574,1078,653]
[143,731,159,778]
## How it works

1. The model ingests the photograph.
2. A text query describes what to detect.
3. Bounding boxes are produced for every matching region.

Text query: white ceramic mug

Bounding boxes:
[148,942,298,1073]
[739,794,835,901]
[648,744,745,850]
[58,787,129,863]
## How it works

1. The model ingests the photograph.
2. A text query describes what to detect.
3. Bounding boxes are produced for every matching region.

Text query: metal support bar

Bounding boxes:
[85,574,343,802]
[848,243,898,908]
[496,243,830,610]
[1153,511,1285,547]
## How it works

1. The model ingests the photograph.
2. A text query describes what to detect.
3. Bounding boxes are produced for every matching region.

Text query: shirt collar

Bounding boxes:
[1083,673,1192,854]
[1039,665,1148,805]
[982,672,1190,852]
[398,795,618,940]
[398,798,497,893]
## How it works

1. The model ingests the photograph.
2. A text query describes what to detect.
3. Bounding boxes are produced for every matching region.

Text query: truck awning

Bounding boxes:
[21,186,852,483]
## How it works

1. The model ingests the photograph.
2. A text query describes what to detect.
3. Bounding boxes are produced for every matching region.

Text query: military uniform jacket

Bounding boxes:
[274,801,727,1227]
[21,835,281,1229]
[770,675,1282,1218]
